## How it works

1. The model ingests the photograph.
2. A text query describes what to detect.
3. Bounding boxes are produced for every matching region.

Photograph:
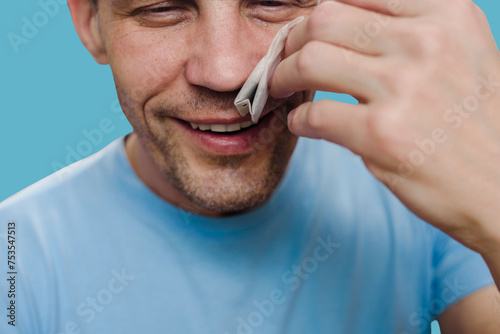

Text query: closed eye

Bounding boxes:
[147,6,179,13]
[258,1,287,6]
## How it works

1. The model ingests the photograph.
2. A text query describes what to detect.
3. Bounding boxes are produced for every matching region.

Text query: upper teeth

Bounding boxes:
[190,120,255,133]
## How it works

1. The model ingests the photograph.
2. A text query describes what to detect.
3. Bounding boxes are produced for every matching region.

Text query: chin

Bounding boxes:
[181,170,281,215]
[158,131,298,215]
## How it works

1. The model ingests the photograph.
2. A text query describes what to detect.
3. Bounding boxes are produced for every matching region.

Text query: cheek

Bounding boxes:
[108,28,189,105]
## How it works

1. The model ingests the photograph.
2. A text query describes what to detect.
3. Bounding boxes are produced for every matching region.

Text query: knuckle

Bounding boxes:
[413,23,448,58]
[456,0,478,15]
[388,24,417,44]
[439,0,482,24]
[468,1,488,27]
[306,2,336,37]
[370,63,416,96]
[304,102,325,131]
[295,41,323,80]
[392,68,416,93]
[393,23,448,59]
[470,1,486,18]
[365,109,408,156]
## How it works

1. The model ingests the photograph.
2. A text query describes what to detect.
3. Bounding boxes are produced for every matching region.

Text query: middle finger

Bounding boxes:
[286,1,397,57]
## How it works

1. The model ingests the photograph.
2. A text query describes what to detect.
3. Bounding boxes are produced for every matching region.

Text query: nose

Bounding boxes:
[185,10,262,92]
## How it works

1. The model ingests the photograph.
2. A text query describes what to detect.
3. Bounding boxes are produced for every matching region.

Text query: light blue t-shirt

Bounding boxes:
[0,135,493,334]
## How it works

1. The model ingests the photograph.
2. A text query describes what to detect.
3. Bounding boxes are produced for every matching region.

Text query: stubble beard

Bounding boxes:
[144,113,298,214]
[119,85,304,215]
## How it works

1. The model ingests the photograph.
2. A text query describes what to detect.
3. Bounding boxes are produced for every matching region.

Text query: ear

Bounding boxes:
[68,0,108,64]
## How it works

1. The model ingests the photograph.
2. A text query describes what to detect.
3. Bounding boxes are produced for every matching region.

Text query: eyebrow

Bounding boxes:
[110,0,318,14]
[111,0,318,6]
[111,0,149,7]
[110,0,155,12]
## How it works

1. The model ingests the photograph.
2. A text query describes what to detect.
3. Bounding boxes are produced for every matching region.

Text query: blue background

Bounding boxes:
[1,2,499,332]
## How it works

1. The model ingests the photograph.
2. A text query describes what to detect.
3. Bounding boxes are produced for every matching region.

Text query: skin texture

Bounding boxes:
[69,0,500,332]
[267,0,500,332]
[71,0,316,216]
[273,0,500,260]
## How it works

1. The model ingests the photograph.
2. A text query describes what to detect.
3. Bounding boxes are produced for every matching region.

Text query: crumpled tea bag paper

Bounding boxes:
[234,17,304,123]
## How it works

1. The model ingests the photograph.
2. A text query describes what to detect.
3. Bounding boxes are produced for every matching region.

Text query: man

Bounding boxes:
[1,0,500,333]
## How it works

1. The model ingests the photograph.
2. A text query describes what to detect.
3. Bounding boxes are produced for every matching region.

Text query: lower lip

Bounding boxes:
[173,111,286,155]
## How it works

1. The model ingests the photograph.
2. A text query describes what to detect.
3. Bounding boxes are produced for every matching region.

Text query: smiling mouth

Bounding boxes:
[171,107,287,155]
[180,110,281,135]
[189,120,258,133]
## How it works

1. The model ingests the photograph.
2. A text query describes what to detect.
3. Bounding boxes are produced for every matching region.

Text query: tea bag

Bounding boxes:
[234,17,305,123]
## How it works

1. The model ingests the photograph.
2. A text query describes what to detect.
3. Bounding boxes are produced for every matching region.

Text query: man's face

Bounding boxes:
[95,0,316,215]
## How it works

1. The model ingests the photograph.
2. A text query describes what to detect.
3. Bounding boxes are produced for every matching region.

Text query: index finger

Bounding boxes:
[283,0,434,58]
[331,0,433,17]
[285,1,396,58]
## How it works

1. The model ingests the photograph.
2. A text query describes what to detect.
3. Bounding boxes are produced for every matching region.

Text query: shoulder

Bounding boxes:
[0,137,126,223]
